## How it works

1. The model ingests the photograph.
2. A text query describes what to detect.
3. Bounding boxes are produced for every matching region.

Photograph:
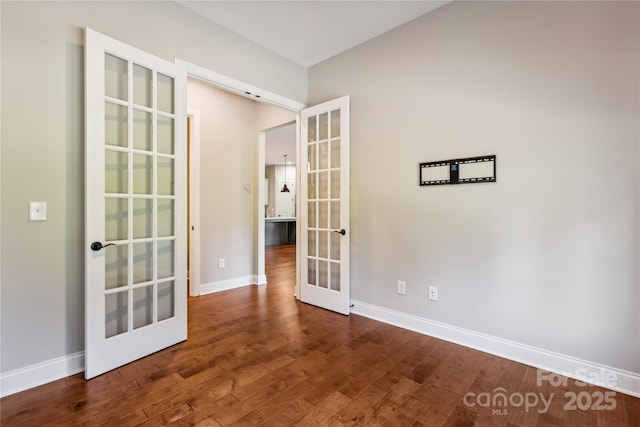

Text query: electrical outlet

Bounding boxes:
[397,280,406,295]
[218,258,225,269]
[428,286,438,301]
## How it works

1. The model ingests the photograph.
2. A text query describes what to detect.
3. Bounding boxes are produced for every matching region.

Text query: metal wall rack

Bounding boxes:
[419,155,497,186]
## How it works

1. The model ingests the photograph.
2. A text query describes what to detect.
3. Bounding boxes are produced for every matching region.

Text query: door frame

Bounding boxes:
[188,108,201,297]
[175,59,306,294]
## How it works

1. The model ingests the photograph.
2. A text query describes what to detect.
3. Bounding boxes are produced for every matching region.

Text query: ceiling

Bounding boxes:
[265,123,297,166]
[177,1,451,67]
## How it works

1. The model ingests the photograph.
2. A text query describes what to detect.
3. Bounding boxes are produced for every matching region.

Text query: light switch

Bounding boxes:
[29,201,47,221]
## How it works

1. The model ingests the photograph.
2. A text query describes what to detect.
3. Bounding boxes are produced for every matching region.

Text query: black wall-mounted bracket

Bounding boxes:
[420,155,497,186]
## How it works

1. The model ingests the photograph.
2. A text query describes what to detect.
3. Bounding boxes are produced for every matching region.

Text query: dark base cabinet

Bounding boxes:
[265,218,296,245]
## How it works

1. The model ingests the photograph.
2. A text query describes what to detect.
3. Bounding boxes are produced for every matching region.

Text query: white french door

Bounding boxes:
[84,29,187,379]
[300,96,350,315]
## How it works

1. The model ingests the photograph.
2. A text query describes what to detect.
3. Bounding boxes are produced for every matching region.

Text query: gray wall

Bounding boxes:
[309,1,640,373]
[0,1,305,373]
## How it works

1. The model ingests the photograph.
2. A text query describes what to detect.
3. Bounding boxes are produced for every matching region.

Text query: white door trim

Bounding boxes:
[257,131,267,285]
[188,108,201,297]
[175,59,306,112]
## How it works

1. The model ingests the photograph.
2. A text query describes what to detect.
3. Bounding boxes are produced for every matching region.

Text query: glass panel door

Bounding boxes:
[85,28,187,379]
[300,97,350,314]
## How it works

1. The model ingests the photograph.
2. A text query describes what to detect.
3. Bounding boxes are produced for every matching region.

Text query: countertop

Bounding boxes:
[265,217,296,223]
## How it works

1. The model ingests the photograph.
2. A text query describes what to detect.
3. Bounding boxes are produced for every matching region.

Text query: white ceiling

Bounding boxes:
[265,123,297,166]
[178,1,451,67]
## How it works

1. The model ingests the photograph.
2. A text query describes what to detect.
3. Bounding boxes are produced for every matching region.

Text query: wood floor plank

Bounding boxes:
[1,244,637,427]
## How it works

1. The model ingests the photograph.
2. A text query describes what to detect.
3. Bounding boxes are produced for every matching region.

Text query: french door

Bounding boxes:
[84,29,187,379]
[300,97,350,315]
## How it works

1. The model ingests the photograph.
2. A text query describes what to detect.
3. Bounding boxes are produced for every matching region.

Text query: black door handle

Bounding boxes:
[332,229,346,236]
[91,241,116,251]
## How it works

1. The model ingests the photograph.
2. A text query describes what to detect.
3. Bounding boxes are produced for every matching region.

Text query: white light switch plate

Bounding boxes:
[29,201,47,221]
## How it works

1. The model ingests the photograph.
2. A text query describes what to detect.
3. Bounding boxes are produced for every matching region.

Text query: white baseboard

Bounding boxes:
[199,275,260,295]
[350,300,640,398]
[0,351,85,398]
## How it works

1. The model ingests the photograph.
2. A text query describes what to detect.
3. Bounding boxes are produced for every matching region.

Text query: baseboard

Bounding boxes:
[350,300,640,398]
[199,275,259,295]
[0,351,85,398]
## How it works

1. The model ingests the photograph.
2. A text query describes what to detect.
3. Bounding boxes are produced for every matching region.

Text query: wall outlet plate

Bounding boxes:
[397,280,406,295]
[428,286,438,301]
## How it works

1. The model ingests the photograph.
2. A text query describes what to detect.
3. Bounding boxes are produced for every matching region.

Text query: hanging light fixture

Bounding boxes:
[281,154,290,192]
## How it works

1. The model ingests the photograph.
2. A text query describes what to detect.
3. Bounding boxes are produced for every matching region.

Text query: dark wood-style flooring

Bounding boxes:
[1,244,638,426]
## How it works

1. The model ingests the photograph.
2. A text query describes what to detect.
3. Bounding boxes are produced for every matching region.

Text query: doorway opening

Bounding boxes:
[264,121,297,242]
[186,76,298,297]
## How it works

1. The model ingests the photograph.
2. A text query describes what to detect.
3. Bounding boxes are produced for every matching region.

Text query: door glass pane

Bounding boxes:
[158,240,175,279]
[308,172,317,200]
[105,103,128,147]
[307,116,317,142]
[157,73,174,114]
[331,139,341,168]
[133,242,153,284]
[105,291,128,338]
[158,281,175,321]
[157,199,174,237]
[319,113,328,140]
[133,154,153,195]
[105,197,128,241]
[308,201,316,228]
[105,54,128,101]
[105,244,128,290]
[331,171,340,199]
[308,230,316,257]
[330,201,340,230]
[105,150,128,194]
[133,64,152,108]
[318,201,328,229]
[319,171,328,199]
[319,142,329,170]
[157,116,174,154]
[330,232,341,261]
[330,109,340,138]
[157,157,174,195]
[133,198,153,239]
[330,262,341,291]
[318,260,328,288]
[133,285,153,329]
[308,258,317,286]
[133,109,152,151]
[318,230,328,259]
[308,143,317,171]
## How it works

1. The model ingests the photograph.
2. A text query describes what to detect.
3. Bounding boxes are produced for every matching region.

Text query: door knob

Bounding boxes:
[90,241,115,251]
[332,229,346,236]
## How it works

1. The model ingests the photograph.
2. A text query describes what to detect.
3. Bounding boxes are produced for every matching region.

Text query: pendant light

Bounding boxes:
[281,154,290,192]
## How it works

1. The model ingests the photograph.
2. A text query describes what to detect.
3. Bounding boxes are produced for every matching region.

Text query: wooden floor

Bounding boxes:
[1,244,638,426]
